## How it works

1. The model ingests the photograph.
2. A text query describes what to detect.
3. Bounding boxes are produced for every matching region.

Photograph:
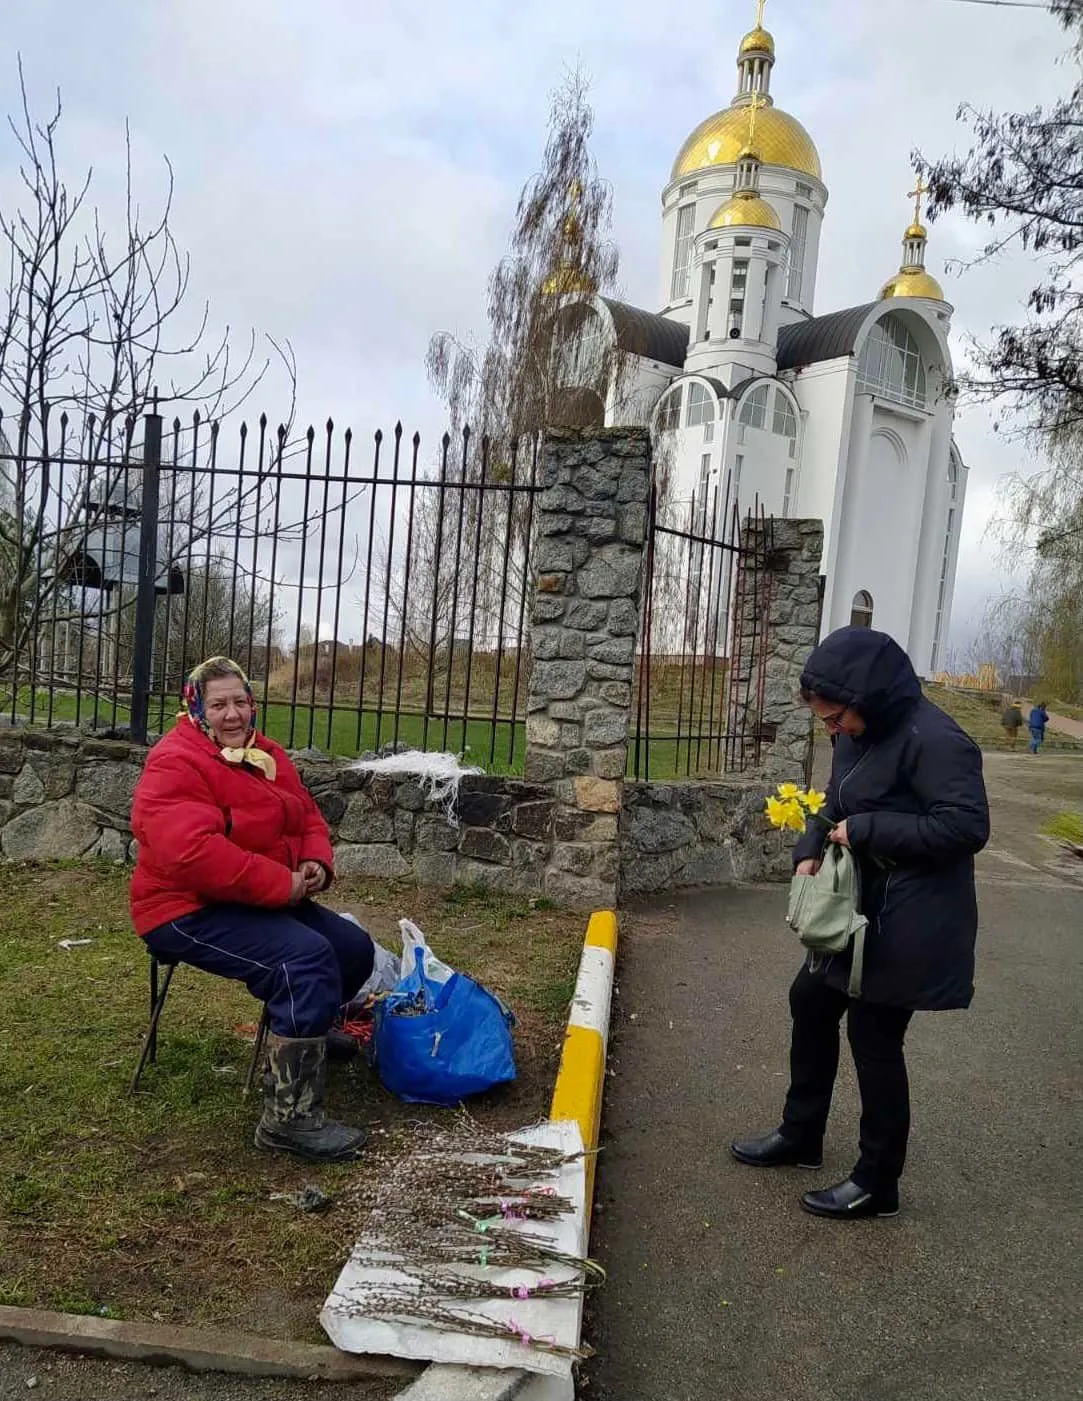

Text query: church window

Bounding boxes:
[782,467,795,517]
[686,382,716,429]
[729,260,750,337]
[930,456,961,669]
[656,387,682,434]
[850,590,874,628]
[787,205,809,301]
[671,205,695,301]
[738,383,769,430]
[857,316,928,409]
[732,454,744,511]
[772,389,797,439]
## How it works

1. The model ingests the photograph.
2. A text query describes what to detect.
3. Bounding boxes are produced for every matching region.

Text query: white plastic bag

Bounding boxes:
[397,918,454,989]
[341,913,402,1001]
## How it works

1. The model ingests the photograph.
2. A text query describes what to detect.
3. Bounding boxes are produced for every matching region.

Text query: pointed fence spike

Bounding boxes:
[259,411,268,429]
[326,417,334,433]
[306,425,315,443]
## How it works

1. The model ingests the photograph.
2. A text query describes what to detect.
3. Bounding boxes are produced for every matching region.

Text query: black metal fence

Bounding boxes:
[0,406,540,767]
[632,480,772,780]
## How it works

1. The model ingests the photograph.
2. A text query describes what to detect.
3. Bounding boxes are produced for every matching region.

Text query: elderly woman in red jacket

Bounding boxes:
[131,657,374,1163]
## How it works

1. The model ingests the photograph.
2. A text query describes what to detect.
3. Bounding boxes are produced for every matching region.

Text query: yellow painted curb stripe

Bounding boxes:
[550,1023,606,1207]
[550,910,618,1224]
[584,910,618,956]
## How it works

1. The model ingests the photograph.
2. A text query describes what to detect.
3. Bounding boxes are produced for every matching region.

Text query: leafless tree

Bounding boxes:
[0,66,298,696]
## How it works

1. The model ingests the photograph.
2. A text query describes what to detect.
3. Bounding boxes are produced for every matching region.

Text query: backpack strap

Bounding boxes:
[847,921,865,999]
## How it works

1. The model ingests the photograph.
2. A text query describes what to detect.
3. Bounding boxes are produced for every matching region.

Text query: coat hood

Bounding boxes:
[800,628,922,738]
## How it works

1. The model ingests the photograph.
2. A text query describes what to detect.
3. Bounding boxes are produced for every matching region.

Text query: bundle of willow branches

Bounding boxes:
[326,1282,595,1362]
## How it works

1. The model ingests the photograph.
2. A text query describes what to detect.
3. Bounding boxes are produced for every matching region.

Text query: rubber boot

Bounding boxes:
[254,1033,366,1162]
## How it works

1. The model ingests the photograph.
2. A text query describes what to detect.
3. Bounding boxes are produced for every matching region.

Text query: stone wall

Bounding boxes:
[621,778,793,896]
[0,729,563,899]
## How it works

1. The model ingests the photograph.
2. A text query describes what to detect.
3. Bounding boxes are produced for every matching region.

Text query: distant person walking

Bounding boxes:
[1028,702,1050,754]
[1001,700,1023,749]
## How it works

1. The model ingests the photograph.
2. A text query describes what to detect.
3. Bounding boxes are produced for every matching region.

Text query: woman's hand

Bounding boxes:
[795,859,822,877]
[299,860,328,895]
[287,870,307,905]
[828,820,850,848]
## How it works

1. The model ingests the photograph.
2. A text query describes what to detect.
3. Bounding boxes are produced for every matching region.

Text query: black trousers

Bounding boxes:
[780,964,914,1193]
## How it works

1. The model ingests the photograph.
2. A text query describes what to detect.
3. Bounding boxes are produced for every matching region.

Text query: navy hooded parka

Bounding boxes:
[793,628,990,1011]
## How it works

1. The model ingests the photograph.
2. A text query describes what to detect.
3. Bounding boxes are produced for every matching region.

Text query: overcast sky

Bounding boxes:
[1,0,1072,653]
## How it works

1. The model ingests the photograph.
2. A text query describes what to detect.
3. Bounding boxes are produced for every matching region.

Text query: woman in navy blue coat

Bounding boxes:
[732,629,990,1218]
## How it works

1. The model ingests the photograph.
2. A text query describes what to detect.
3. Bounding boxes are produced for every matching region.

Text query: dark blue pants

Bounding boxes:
[1029,727,1045,754]
[143,901,375,1038]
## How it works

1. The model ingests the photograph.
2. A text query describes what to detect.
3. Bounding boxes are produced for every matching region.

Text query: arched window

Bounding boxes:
[655,386,683,435]
[738,383,770,429]
[857,316,927,409]
[686,381,715,428]
[850,590,874,628]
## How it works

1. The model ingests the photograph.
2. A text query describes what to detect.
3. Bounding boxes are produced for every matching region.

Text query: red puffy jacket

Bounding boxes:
[129,720,335,935]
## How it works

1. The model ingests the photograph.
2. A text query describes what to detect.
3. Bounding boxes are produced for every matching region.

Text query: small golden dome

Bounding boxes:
[673,104,821,182]
[739,26,775,56]
[905,222,927,241]
[709,191,782,231]
[542,262,596,296]
[879,267,945,302]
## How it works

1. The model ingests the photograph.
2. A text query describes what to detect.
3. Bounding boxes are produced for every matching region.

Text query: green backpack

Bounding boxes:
[786,843,868,998]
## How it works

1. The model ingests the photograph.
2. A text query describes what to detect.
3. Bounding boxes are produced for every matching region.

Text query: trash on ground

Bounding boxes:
[270,1185,333,1213]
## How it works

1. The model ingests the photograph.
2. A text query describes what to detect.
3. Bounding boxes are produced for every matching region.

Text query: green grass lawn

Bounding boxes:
[2,682,742,779]
[0,865,582,1339]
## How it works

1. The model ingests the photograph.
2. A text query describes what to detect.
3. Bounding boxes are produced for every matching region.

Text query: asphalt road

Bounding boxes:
[582,752,1083,1401]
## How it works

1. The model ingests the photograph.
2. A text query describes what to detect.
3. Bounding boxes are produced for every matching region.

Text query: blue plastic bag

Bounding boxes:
[373,920,516,1106]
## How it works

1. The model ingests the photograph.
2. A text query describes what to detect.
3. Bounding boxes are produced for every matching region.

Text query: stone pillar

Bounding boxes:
[758,518,825,783]
[729,517,824,780]
[525,427,652,909]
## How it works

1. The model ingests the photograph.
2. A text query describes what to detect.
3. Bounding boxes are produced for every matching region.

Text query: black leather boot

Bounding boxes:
[800,1177,899,1219]
[730,1129,823,1169]
[254,1033,366,1162]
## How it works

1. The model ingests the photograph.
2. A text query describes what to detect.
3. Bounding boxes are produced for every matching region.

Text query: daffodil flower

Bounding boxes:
[777,782,801,801]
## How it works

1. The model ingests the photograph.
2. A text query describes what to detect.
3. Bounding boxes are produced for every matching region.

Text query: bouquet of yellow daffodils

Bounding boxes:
[764,783,829,835]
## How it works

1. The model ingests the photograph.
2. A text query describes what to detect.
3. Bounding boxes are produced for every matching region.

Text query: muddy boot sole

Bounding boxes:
[254,1121,367,1163]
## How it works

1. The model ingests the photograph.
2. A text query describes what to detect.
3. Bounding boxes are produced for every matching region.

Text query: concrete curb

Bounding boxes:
[394,909,619,1401]
[0,1306,421,1383]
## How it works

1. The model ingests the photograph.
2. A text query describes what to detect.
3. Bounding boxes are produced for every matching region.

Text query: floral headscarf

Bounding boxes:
[181,657,277,780]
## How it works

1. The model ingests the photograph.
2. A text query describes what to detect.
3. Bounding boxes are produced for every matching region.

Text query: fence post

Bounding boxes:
[524,426,652,910]
[130,410,162,744]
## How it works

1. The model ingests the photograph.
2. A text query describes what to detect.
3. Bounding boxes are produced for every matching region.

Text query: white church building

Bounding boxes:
[554,6,967,676]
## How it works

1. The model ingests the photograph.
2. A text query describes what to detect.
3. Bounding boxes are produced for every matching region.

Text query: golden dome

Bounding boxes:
[739,26,775,56]
[709,191,782,231]
[673,103,821,182]
[905,222,927,241]
[542,261,596,296]
[879,267,945,302]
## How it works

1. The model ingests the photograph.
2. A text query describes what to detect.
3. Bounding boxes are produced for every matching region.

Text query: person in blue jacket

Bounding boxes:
[1028,702,1050,754]
[731,629,990,1220]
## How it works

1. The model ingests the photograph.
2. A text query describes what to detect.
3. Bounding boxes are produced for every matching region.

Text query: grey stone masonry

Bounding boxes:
[524,427,652,909]
[731,518,824,784]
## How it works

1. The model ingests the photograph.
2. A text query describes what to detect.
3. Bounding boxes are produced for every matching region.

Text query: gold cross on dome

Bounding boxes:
[909,175,929,226]
[747,91,767,146]
[755,0,767,27]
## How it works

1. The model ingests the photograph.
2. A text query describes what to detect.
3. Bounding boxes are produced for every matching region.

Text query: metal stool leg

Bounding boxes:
[243,1004,271,1101]
[129,961,176,1094]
